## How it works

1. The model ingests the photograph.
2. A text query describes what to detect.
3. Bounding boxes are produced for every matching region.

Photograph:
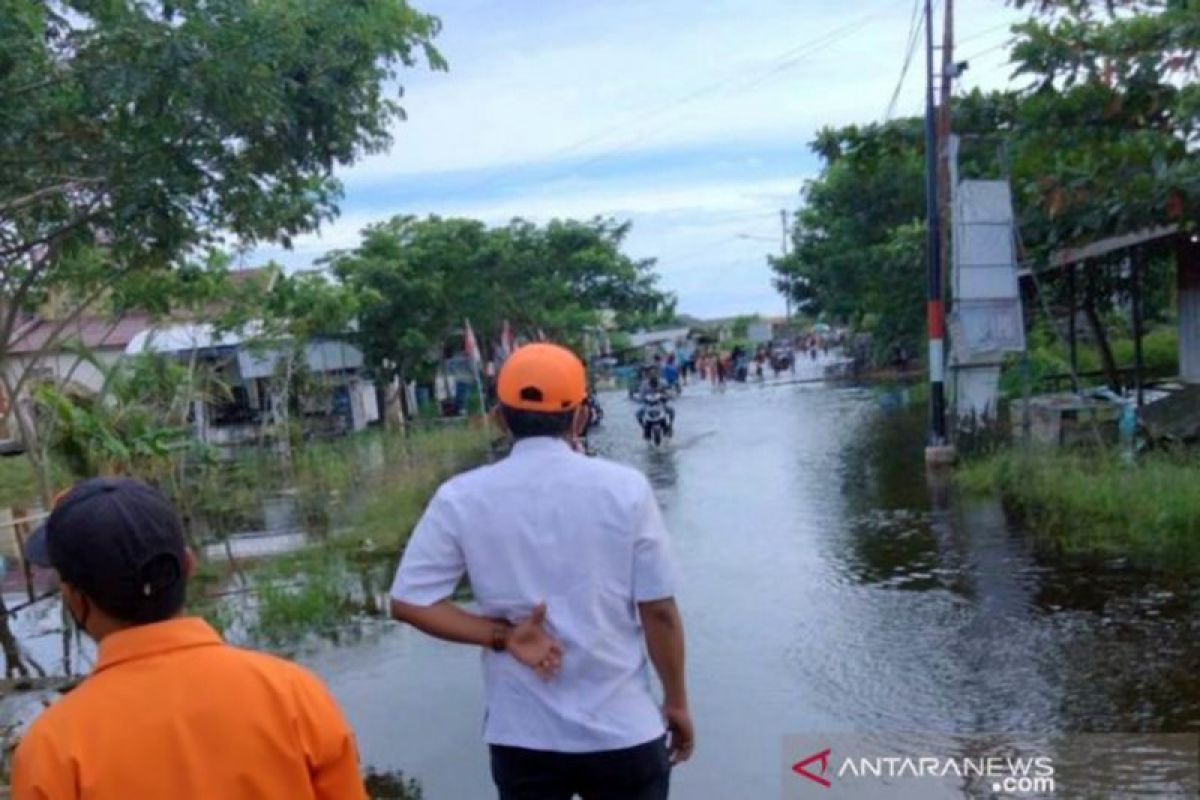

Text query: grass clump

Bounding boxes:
[957,446,1200,565]
[0,456,38,508]
[254,552,349,644]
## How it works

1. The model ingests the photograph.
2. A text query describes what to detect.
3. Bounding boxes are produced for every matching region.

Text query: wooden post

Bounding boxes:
[1067,262,1078,392]
[1084,260,1122,391]
[1178,234,1200,384]
[1130,249,1145,407]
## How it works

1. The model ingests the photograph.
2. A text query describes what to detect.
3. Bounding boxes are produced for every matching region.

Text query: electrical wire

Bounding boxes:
[960,40,1012,65]
[885,0,925,120]
[957,21,1014,47]
[418,8,903,207]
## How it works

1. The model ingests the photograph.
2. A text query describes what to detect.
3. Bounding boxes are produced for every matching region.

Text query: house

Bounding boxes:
[5,312,155,397]
[126,322,379,447]
[2,312,157,449]
[0,266,380,449]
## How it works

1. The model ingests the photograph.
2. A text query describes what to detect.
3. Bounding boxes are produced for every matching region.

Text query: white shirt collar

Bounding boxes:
[510,436,572,456]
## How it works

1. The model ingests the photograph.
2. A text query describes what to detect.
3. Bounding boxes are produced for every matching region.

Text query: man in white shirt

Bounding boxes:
[391,342,692,799]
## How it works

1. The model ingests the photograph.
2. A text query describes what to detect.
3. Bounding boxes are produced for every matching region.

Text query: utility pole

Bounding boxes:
[937,0,954,274]
[780,209,791,326]
[924,0,953,465]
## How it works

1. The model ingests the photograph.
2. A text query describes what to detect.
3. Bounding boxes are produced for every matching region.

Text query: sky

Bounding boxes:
[253,0,1028,319]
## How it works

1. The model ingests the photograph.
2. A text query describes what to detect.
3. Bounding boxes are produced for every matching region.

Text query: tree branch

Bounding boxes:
[0,179,103,217]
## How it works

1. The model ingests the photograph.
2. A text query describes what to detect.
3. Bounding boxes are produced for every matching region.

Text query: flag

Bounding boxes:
[464,319,482,369]
[499,320,514,361]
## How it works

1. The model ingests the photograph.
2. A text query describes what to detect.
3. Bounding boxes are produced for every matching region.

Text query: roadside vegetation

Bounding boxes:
[0,458,39,510]
[188,424,490,646]
[999,324,1179,399]
[957,448,1200,566]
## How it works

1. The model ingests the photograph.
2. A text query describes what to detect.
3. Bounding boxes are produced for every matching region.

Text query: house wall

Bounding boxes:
[1,349,125,444]
[4,348,124,396]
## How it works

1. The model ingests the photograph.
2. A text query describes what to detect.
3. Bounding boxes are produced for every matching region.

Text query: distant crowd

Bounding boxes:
[635,333,843,390]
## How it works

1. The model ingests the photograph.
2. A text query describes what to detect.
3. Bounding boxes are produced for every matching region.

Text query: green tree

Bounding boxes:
[0,0,444,448]
[770,118,929,362]
[327,215,672,398]
[488,217,673,345]
[327,216,490,392]
[1007,0,1198,252]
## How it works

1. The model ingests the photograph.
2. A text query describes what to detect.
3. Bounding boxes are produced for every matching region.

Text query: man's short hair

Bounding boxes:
[501,405,576,439]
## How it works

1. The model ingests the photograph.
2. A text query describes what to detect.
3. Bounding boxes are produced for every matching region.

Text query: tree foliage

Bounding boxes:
[0,0,444,407]
[772,0,1196,360]
[771,117,936,361]
[1007,0,1198,251]
[327,215,673,383]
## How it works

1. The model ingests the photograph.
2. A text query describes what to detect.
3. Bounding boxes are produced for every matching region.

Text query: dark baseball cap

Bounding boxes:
[25,477,189,623]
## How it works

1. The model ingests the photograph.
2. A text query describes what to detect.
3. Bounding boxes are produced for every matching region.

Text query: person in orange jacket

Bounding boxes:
[12,477,368,800]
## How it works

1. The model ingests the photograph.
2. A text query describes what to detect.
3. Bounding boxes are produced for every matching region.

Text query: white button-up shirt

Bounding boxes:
[391,436,677,753]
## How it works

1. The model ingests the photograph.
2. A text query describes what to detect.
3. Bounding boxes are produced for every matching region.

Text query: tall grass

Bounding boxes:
[957,447,1200,565]
[203,425,491,644]
[0,457,38,509]
[255,554,349,644]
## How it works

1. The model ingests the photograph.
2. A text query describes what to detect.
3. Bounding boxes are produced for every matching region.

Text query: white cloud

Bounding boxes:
[351,0,1021,182]
[254,0,1028,316]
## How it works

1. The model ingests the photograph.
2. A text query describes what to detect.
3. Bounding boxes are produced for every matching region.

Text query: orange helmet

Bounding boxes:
[497,343,587,413]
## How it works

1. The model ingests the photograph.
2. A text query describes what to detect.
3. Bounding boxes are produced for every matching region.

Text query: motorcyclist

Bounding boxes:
[636,376,675,440]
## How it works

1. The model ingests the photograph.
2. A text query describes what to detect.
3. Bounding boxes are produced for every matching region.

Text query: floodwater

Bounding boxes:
[304,370,1200,798]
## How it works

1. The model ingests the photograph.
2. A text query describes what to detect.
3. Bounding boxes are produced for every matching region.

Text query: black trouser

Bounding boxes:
[490,736,670,800]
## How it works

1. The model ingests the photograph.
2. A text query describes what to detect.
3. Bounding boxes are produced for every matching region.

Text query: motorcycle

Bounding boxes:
[638,395,673,447]
[585,394,604,429]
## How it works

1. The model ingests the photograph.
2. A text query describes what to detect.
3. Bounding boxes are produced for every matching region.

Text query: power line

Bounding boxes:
[957,21,1013,47]
[885,0,925,120]
[419,8,901,207]
[960,39,1011,64]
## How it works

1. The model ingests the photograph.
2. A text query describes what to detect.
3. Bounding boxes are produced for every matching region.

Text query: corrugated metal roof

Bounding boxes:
[125,322,262,355]
[7,313,153,355]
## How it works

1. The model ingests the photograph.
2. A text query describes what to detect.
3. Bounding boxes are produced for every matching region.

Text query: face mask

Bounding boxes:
[65,590,91,634]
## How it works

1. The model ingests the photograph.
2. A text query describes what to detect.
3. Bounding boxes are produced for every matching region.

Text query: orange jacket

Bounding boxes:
[11,617,368,800]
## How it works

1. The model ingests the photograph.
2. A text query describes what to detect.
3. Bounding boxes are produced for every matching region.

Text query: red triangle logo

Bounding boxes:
[792,748,832,788]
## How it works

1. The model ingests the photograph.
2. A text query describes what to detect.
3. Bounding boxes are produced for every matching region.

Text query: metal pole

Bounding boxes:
[937,0,954,279]
[924,0,948,447]
[780,209,791,325]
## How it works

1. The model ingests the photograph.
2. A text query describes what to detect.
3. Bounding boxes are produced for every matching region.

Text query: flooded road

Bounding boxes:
[308,377,1200,798]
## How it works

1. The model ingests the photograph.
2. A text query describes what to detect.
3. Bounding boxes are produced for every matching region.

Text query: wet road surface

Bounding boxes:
[309,376,1200,798]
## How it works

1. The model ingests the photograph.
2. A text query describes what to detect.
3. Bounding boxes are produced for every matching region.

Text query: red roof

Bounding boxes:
[7,313,154,355]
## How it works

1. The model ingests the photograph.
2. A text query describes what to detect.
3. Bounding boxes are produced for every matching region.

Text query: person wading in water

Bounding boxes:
[391,342,693,799]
